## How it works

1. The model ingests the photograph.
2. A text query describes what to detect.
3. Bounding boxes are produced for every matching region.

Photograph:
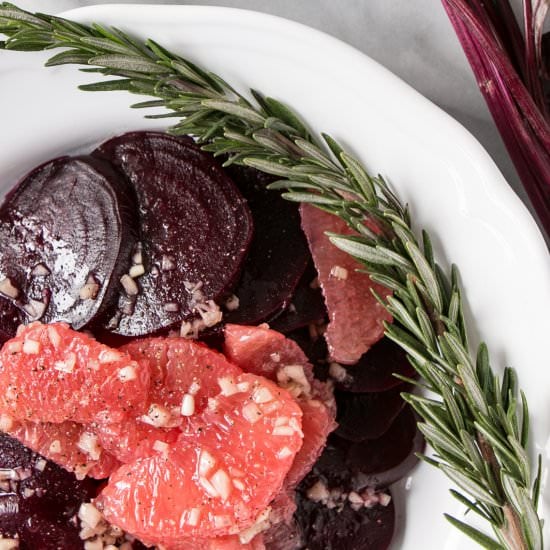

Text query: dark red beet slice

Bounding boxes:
[294,482,394,550]
[0,433,98,549]
[270,262,327,334]
[291,410,422,548]
[334,384,409,442]
[92,132,253,336]
[330,337,416,393]
[0,299,19,345]
[346,406,424,488]
[0,156,137,337]
[313,406,423,490]
[223,165,309,325]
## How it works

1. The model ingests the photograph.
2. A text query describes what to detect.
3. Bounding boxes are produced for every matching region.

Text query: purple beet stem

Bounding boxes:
[442,0,550,237]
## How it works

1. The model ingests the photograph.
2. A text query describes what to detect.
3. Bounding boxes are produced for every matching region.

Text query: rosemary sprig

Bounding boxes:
[0,4,544,549]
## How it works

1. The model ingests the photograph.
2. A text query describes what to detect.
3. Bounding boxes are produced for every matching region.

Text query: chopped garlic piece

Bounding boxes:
[0,277,19,299]
[118,365,137,382]
[242,402,262,424]
[210,469,232,501]
[129,264,145,278]
[139,403,172,428]
[0,538,19,550]
[54,352,76,373]
[307,480,330,503]
[120,274,138,296]
[49,440,62,454]
[252,387,273,404]
[77,432,102,461]
[153,440,169,454]
[22,339,40,355]
[181,393,195,416]
[330,265,348,280]
[198,449,216,476]
[78,503,103,529]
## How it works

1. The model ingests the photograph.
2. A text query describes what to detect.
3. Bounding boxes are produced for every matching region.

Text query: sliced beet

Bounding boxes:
[270,261,327,334]
[305,437,349,490]
[0,433,98,549]
[346,406,424,488]
[334,384,408,442]
[93,132,253,336]
[0,156,137,335]
[295,481,394,550]
[222,165,309,325]
[0,299,19,345]
[313,406,423,490]
[331,337,416,393]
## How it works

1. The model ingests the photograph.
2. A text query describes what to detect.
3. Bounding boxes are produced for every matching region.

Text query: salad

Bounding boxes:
[0,4,545,549]
[0,131,421,549]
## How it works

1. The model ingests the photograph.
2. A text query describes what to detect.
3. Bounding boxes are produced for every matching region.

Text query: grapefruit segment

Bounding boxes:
[223,324,336,490]
[284,398,336,489]
[92,421,180,464]
[0,322,150,424]
[162,534,265,550]
[95,337,242,463]
[300,204,392,364]
[97,374,302,546]
[121,337,242,414]
[223,323,311,383]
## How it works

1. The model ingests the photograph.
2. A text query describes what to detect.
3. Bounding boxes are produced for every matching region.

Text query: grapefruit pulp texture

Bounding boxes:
[0,324,309,548]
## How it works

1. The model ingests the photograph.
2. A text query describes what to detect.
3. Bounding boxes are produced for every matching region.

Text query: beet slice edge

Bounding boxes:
[270,261,327,334]
[313,406,424,490]
[92,132,253,337]
[223,164,310,326]
[0,155,138,336]
[329,337,416,393]
[334,383,409,442]
[0,433,99,549]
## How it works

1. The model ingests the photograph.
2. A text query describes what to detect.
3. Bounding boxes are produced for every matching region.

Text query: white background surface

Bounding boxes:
[13,0,536,226]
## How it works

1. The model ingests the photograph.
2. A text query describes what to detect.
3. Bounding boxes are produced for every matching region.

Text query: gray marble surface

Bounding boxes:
[13,0,534,223]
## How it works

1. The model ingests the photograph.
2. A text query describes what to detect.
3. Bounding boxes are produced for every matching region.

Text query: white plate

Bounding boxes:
[0,4,549,549]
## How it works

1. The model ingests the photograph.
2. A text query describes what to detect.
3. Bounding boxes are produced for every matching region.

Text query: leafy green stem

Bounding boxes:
[0,4,543,549]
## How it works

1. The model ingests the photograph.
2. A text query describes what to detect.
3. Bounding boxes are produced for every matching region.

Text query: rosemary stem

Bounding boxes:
[478,433,527,550]
[503,505,527,550]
